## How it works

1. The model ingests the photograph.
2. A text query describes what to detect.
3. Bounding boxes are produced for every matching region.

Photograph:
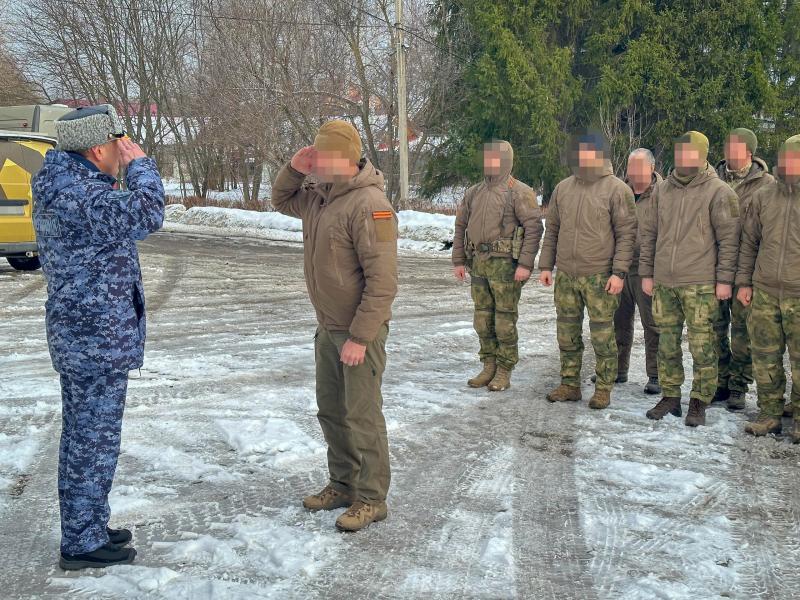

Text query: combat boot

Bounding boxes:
[487,366,511,391]
[784,403,794,418]
[712,386,730,404]
[546,384,582,403]
[588,389,611,409]
[685,398,707,427]
[303,485,355,512]
[107,527,132,546]
[792,418,800,444]
[468,358,496,388]
[335,500,388,532]
[726,390,746,412]
[60,543,136,571]
[744,413,782,437]
[644,377,661,395]
[646,397,682,420]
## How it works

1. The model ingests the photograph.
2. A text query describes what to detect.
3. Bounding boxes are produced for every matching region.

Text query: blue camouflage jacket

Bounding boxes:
[32,150,165,376]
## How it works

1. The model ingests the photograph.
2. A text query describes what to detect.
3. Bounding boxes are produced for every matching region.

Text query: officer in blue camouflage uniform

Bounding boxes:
[31,104,164,570]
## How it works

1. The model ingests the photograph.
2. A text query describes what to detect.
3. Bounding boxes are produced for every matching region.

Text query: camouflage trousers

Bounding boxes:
[59,372,128,554]
[554,271,619,390]
[714,292,753,392]
[747,288,800,417]
[470,256,524,370]
[652,284,718,403]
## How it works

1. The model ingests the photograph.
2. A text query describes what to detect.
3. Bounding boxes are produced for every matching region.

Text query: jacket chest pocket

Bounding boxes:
[328,223,353,286]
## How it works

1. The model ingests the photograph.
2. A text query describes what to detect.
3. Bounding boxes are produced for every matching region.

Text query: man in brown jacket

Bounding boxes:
[539,134,638,410]
[271,120,398,532]
[609,148,662,395]
[713,128,774,410]
[736,134,800,442]
[639,131,741,427]
[452,141,544,391]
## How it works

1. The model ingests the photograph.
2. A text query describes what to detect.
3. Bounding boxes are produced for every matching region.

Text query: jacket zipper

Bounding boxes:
[572,183,584,267]
[777,192,791,297]
[670,189,687,283]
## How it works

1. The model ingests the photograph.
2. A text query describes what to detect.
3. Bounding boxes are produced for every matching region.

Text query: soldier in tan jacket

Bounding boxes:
[712,128,774,410]
[539,134,638,410]
[271,120,398,532]
[452,141,544,391]
[639,131,741,427]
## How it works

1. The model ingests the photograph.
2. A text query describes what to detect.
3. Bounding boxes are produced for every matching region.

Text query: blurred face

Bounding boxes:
[86,139,122,177]
[578,144,604,169]
[313,150,356,182]
[778,150,800,182]
[675,143,702,172]
[483,149,502,176]
[626,154,654,190]
[725,135,751,171]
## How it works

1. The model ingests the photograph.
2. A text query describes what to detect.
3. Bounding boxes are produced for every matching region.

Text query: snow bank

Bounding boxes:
[215,418,324,466]
[163,205,454,253]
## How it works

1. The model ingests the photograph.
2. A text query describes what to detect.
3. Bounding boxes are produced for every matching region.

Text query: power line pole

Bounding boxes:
[394,0,409,208]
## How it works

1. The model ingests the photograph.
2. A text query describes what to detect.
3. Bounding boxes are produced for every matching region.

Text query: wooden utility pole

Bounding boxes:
[394,0,409,208]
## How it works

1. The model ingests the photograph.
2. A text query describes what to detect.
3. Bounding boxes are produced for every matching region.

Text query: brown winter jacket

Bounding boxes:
[736,170,800,299]
[452,141,544,269]
[715,157,774,216]
[626,171,663,274]
[638,163,741,288]
[271,159,398,343]
[538,163,637,277]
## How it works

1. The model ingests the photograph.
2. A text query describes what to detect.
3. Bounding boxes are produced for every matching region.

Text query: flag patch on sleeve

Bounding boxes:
[373,210,393,220]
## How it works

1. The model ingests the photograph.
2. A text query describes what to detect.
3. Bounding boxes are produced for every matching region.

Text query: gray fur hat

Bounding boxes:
[56,104,126,152]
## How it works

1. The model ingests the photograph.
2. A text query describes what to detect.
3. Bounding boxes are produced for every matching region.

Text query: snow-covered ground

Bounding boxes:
[1,230,799,599]
[163,204,455,254]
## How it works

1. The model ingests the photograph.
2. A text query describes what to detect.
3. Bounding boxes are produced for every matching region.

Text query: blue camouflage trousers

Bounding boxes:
[58,372,128,554]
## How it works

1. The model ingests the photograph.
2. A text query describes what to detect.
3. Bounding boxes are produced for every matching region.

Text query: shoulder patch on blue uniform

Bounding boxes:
[37,212,62,237]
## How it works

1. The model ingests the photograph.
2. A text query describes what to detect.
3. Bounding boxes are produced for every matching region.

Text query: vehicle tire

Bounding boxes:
[7,256,41,271]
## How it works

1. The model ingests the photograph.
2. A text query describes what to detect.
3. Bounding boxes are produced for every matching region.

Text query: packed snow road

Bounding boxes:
[1,230,799,599]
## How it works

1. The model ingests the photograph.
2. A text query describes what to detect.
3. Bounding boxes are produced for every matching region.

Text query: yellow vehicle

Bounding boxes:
[0,131,57,270]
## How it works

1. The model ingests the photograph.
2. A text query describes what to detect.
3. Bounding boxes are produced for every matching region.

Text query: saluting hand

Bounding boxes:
[118,138,147,168]
[291,146,316,175]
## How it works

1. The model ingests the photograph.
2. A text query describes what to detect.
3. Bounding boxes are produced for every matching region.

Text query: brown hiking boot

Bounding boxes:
[487,366,512,391]
[468,359,496,388]
[646,397,682,420]
[685,398,707,427]
[726,390,746,411]
[588,389,611,410]
[744,413,782,437]
[784,403,794,418]
[335,500,388,532]
[303,485,355,512]
[792,419,800,444]
[546,384,582,403]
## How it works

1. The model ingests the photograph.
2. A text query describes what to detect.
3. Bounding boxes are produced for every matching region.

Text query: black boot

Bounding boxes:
[685,398,707,427]
[60,543,137,570]
[644,377,661,395]
[712,387,730,404]
[107,527,132,546]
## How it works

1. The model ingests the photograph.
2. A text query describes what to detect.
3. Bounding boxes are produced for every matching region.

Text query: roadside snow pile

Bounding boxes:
[164,204,455,253]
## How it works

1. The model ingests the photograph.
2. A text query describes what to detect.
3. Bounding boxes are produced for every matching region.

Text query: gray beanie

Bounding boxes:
[56,104,126,152]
